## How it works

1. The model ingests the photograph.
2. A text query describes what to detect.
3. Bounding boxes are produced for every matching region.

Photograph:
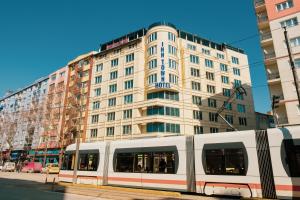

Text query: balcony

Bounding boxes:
[264,51,276,62]
[254,0,266,12]
[257,13,269,29]
[267,72,280,84]
[260,32,273,46]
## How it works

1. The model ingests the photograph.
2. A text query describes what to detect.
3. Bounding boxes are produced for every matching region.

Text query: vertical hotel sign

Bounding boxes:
[155,42,170,88]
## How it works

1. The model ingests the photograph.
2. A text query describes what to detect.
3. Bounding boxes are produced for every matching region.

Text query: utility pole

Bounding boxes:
[283,27,300,107]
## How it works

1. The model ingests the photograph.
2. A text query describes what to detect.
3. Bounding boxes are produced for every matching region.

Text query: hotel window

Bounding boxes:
[123,125,132,135]
[94,88,101,97]
[290,37,300,47]
[126,53,134,62]
[166,123,180,134]
[239,117,247,126]
[237,104,246,113]
[207,85,216,94]
[148,32,157,43]
[191,68,200,77]
[187,44,196,51]
[109,84,117,93]
[210,127,219,133]
[91,115,99,124]
[202,48,210,55]
[125,66,134,76]
[209,112,218,122]
[190,55,199,64]
[92,101,100,110]
[124,94,133,104]
[194,126,203,134]
[168,45,177,55]
[165,107,180,117]
[191,81,201,91]
[107,112,115,121]
[96,63,103,72]
[147,91,179,101]
[276,0,293,11]
[192,95,202,105]
[234,79,242,87]
[124,80,133,89]
[147,45,157,56]
[146,122,164,133]
[168,32,176,41]
[223,88,231,97]
[217,53,225,59]
[225,115,234,124]
[208,98,217,108]
[169,74,178,85]
[221,76,229,84]
[231,56,239,65]
[108,97,116,107]
[106,127,114,136]
[224,102,232,110]
[90,129,98,138]
[220,63,228,72]
[111,58,119,67]
[168,59,177,69]
[148,59,157,69]
[236,92,244,100]
[295,58,300,68]
[205,59,213,68]
[123,109,132,119]
[233,68,240,76]
[280,17,298,28]
[206,72,214,80]
[110,71,118,80]
[193,110,202,120]
[148,74,157,85]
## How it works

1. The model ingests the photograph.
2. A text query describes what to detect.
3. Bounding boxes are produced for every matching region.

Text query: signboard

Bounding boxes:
[155,42,171,89]
[106,38,129,50]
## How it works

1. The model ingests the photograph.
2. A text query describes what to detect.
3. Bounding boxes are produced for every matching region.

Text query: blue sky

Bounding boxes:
[0,0,270,113]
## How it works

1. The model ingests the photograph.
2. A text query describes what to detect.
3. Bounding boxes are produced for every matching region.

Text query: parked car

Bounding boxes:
[2,162,16,172]
[21,162,42,173]
[41,163,60,174]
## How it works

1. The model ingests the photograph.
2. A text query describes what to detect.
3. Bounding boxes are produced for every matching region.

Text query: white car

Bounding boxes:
[2,162,15,172]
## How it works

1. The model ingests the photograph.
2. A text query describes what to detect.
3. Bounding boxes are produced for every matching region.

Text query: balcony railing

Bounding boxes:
[267,72,280,80]
[264,52,276,60]
[260,32,272,41]
[255,0,265,7]
[257,14,268,23]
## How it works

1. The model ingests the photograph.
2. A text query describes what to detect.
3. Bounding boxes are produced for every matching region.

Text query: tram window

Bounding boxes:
[115,153,134,172]
[283,139,300,177]
[204,148,246,176]
[87,153,99,171]
[78,152,99,171]
[62,153,75,170]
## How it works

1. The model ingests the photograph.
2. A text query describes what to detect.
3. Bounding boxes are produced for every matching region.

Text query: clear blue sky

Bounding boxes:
[0,0,270,113]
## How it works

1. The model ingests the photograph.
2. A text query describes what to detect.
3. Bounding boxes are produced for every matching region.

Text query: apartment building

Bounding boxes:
[254,0,300,125]
[86,22,256,142]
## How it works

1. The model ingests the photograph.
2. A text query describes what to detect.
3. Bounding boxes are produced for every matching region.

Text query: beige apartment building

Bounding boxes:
[254,0,300,125]
[86,22,256,141]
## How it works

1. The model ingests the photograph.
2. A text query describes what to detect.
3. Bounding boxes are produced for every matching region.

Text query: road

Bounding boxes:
[0,172,231,200]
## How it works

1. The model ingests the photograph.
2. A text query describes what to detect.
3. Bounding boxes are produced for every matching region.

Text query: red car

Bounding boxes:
[21,162,42,173]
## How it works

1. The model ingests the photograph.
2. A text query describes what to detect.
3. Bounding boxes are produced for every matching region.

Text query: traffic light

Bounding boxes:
[272,95,281,109]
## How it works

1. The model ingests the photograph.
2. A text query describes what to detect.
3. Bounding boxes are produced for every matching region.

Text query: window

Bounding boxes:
[191,68,200,77]
[147,91,179,101]
[194,126,203,134]
[236,92,244,100]
[91,115,99,124]
[192,95,202,105]
[92,101,100,110]
[169,74,178,85]
[168,59,177,69]
[217,53,225,59]
[51,74,56,81]
[110,71,118,80]
[190,55,199,64]
[232,56,239,64]
[148,59,157,69]
[193,110,202,120]
[221,76,229,84]
[95,76,102,84]
[166,123,180,134]
[280,17,298,28]
[209,112,218,122]
[239,117,247,126]
[114,148,177,174]
[187,44,196,51]
[207,85,216,94]
[108,97,116,107]
[237,104,246,113]
[220,63,228,72]
[96,63,103,72]
[109,84,117,93]
[125,66,134,76]
[62,153,75,170]
[233,68,240,76]
[290,37,300,47]
[148,32,157,43]
[295,58,300,68]
[225,115,233,124]
[111,58,119,67]
[123,125,132,135]
[124,80,133,89]
[205,59,213,68]
[124,94,133,104]
[148,45,157,56]
[224,102,232,110]
[208,98,217,108]
[78,151,99,171]
[94,88,101,97]
[206,72,214,80]
[168,45,177,55]
[210,127,219,133]
[223,88,231,97]
[123,109,132,119]
[168,32,176,41]
[107,127,114,136]
[283,139,300,177]
[202,48,210,55]
[148,74,157,84]
[147,106,179,117]
[234,79,242,87]
[276,0,294,11]
[90,129,98,138]
[126,53,134,62]
[107,112,115,121]
[165,107,180,117]
[192,81,201,91]
[147,123,180,134]
[204,145,246,175]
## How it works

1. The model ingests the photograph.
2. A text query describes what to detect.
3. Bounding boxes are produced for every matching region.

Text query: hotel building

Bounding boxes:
[254,0,300,125]
[86,22,256,142]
